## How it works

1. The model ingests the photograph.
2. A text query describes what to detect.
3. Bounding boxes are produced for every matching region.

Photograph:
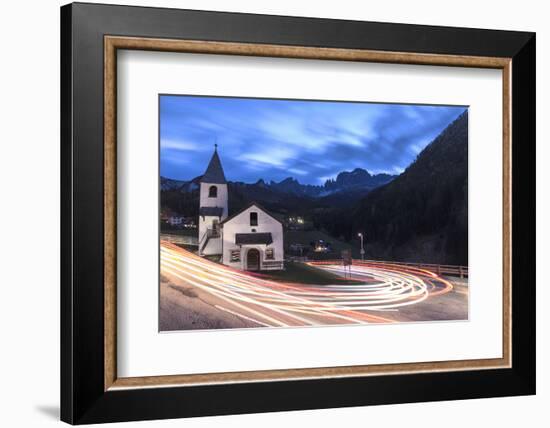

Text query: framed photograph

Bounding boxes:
[61,2,535,424]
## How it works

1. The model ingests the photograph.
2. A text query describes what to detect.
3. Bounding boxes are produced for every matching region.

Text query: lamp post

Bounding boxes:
[358,233,365,261]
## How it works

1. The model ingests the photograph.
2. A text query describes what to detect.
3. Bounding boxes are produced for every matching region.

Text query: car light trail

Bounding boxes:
[160,241,454,328]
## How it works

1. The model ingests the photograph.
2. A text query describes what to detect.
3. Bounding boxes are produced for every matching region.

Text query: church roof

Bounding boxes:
[200,147,227,184]
[199,206,224,217]
[235,233,273,246]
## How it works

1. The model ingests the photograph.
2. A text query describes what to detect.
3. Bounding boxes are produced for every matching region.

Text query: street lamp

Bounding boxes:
[358,233,365,261]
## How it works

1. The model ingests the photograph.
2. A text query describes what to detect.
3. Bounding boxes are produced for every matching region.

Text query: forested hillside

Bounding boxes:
[350,111,468,264]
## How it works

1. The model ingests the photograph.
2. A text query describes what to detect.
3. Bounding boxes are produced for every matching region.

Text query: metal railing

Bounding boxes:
[206,228,220,238]
[160,233,198,246]
[308,258,468,278]
[197,228,220,254]
[262,260,284,270]
[361,259,468,278]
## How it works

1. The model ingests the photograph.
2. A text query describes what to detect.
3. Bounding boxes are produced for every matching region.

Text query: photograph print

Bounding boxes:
[159,95,469,332]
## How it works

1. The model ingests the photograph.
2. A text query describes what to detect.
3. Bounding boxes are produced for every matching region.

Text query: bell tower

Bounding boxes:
[198,145,228,255]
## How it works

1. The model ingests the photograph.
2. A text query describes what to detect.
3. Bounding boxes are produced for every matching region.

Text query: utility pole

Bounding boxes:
[358,233,365,262]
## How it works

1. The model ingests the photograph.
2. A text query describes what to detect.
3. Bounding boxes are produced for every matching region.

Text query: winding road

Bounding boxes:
[160,241,459,328]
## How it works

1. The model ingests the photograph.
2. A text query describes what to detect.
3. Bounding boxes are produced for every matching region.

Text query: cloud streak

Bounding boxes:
[160,95,466,184]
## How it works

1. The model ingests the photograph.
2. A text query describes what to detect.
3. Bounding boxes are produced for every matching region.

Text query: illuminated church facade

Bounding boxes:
[198,146,284,271]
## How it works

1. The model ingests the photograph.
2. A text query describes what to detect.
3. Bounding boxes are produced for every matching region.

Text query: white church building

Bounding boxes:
[197,146,284,271]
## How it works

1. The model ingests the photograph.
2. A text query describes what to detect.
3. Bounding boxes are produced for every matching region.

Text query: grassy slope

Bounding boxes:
[284,230,361,259]
[258,261,362,285]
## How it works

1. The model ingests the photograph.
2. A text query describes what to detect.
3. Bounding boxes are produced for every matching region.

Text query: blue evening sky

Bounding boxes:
[160,95,466,185]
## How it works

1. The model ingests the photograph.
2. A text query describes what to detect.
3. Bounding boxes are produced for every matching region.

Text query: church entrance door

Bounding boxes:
[246,249,260,271]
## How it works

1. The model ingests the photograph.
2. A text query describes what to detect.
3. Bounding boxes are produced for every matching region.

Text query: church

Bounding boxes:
[197,146,284,271]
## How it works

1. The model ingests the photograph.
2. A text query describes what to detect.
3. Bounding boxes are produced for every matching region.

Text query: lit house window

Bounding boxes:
[209,185,217,198]
[250,212,258,226]
[265,248,274,260]
[230,249,240,262]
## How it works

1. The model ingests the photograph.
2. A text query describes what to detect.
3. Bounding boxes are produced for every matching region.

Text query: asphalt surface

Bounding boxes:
[159,241,468,331]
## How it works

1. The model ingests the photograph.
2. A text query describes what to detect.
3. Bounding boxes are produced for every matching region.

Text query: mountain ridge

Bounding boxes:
[161,167,396,197]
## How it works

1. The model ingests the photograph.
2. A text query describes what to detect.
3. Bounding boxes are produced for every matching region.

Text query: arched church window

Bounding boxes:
[208,185,218,198]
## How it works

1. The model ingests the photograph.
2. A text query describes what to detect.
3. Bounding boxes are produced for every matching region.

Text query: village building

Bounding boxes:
[167,215,186,227]
[197,146,284,271]
[161,208,194,228]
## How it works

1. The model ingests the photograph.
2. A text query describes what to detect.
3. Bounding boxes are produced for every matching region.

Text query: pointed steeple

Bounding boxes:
[200,144,227,184]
